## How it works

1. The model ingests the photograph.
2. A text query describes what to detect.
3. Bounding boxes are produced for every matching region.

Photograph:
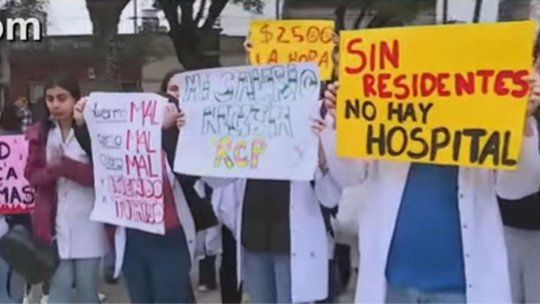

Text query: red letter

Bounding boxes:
[476,70,496,94]
[130,101,141,123]
[345,38,366,74]
[394,75,410,100]
[494,70,514,96]
[363,74,377,97]
[380,39,400,70]
[378,73,392,98]
[455,72,475,96]
[437,73,451,97]
[420,73,438,97]
[511,70,530,98]
[412,74,420,97]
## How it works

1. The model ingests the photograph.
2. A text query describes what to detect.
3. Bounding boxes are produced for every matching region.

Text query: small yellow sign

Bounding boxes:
[337,21,536,170]
[250,20,335,80]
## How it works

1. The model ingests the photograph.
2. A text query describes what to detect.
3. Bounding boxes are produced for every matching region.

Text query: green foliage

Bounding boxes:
[2,0,47,18]
[231,0,264,14]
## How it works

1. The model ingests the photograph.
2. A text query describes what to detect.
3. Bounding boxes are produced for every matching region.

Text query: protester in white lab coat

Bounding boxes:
[72,98,198,303]
[25,76,108,304]
[204,120,341,303]
[194,185,222,293]
[321,81,540,303]
[203,182,243,303]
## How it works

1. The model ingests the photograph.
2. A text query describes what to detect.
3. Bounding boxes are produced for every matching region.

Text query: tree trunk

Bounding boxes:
[442,0,448,23]
[202,0,229,29]
[86,0,130,89]
[167,26,221,71]
[473,0,483,23]
[159,0,225,71]
[353,1,373,29]
[334,1,350,31]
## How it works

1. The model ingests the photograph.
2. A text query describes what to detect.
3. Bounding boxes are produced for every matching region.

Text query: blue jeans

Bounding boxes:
[48,258,100,304]
[243,250,291,303]
[386,286,466,304]
[123,227,191,303]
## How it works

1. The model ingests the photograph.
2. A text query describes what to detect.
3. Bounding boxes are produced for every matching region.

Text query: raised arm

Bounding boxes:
[321,126,369,189]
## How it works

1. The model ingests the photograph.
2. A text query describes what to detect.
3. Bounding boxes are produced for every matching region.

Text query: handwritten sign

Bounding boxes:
[0,135,34,214]
[85,93,167,234]
[173,63,321,181]
[337,21,535,170]
[250,20,335,80]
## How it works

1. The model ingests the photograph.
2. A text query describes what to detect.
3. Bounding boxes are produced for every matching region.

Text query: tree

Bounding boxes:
[86,0,131,88]
[442,0,448,23]
[334,0,434,31]
[154,0,264,71]
[1,0,47,18]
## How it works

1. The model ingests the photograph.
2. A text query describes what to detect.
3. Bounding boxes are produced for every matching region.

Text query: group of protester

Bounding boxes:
[0,27,538,304]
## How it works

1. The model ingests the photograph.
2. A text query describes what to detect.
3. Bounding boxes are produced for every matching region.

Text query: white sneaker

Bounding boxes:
[99,292,106,303]
[197,285,209,293]
[40,295,49,304]
[22,296,30,304]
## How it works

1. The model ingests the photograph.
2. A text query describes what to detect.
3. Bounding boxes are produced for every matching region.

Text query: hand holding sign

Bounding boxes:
[323,81,339,128]
[163,103,180,130]
[173,63,321,180]
[528,73,540,117]
[338,21,535,170]
[73,98,87,126]
[176,110,186,129]
[311,117,327,135]
[85,93,167,235]
[243,39,253,53]
[524,73,540,137]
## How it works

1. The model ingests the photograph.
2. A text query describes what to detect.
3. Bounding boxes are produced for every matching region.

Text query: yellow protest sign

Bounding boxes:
[250,20,335,80]
[337,21,535,170]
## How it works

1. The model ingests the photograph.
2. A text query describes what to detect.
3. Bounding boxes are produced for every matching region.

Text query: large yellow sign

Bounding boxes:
[250,20,335,80]
[337,21,535,170]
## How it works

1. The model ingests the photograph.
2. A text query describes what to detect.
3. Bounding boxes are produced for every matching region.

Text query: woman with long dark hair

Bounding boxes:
[24,75,107,304]
[71,69,217,303]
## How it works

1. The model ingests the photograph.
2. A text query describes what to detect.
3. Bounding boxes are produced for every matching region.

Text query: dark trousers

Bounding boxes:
[123,227,191,303]
[317,244,352,303]
[317,261,338,304]
[198,256,217,289]
[220,226,242,303]
[335,244,351,293]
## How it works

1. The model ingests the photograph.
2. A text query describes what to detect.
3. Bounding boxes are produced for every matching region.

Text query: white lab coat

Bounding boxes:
[48,126,107,259]
[112,162,197,278]
[205,169,341,303]
[321,118,540,303]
